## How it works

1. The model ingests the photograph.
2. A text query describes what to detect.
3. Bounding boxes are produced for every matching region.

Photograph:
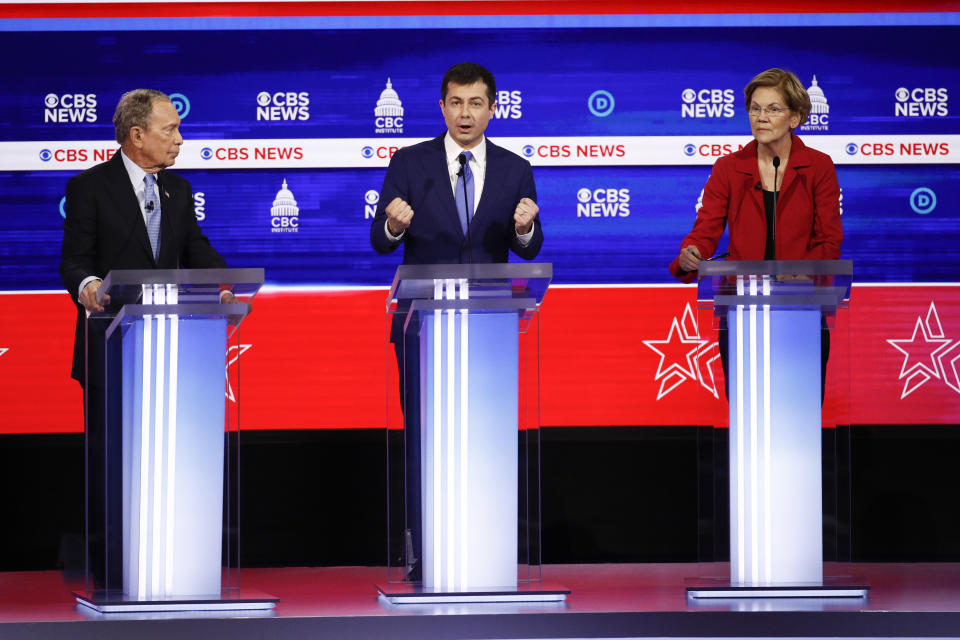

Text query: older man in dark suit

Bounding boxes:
[60,89,230,587]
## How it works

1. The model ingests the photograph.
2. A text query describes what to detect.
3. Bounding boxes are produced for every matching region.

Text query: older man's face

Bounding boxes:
[134,99,183,171]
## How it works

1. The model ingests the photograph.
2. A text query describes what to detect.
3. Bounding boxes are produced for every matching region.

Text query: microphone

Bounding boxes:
[754,181,761,191]
[457,153,466,178]
[145,201,154,212]
[771,156,780,259]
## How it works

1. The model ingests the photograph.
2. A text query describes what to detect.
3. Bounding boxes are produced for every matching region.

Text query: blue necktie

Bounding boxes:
[454,151,474,235]
[143,174,161,261]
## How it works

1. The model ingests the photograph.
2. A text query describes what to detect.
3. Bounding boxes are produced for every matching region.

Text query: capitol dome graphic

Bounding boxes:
[270,179,299,233]
[271,179,299,216]
[375,78,404,118]
[807,75,829,114]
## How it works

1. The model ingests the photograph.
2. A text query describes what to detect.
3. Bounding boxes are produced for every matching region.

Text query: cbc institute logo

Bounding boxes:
[375,79,403,134]
[270,179,299,233]
[799,75,829,132]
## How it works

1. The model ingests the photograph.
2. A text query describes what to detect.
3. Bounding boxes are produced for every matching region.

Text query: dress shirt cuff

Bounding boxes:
[516,225,534,247]
[78,276,101,303]
[385,219,405,242]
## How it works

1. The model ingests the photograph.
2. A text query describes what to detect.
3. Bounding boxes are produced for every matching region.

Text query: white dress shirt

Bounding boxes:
[386,133,533,246]
[77,150,160,300]
[77,151,230,305]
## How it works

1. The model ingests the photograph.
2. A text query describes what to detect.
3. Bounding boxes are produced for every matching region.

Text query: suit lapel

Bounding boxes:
[422,135,464,240]
[473,140,502,232]
[104,153,156,266]
[733,146,764,223]
[156,172,178,268]
[776,136,810,213]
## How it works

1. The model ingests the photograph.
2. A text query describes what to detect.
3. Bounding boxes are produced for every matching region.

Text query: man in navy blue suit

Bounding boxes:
[371,62,542,261]
[371,62,543,579]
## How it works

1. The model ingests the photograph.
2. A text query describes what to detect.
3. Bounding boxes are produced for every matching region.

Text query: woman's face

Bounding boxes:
[748,86,802,147]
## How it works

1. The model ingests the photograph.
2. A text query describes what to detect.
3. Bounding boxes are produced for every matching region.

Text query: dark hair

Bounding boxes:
[440,63,497,105]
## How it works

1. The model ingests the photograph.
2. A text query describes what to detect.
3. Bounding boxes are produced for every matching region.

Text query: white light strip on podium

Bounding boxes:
[431,279,442,591]
[748,277,758,586]
[458,278,469,593]
[735,277,745,585]
[731,276,779,586]
[152,285,166,597]
[165,284,179,595]
[762,277,772,585]
[444,279,455,591]
[138,284,153,600]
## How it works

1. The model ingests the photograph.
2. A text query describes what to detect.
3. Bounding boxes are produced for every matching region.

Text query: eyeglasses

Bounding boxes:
[749,104,790,118]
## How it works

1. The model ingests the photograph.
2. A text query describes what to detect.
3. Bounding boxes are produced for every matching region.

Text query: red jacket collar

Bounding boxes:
[732,132,813,177]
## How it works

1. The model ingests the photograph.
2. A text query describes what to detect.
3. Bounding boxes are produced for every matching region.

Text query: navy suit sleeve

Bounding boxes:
[371,150,409,255]
[509,160,543,261]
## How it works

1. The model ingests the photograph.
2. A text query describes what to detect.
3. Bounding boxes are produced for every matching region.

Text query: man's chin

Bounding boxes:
[453,132,480,149]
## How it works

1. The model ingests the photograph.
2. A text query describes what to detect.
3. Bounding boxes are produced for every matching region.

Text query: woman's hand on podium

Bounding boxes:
[677,245,702,273]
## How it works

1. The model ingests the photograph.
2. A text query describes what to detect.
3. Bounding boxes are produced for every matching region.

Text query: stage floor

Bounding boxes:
[2,563,960,638]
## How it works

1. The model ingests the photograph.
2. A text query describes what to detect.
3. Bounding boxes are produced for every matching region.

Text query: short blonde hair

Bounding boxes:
[744,68,811,126]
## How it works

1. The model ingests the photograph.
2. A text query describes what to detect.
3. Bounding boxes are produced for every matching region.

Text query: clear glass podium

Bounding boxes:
[73,268,277,613]
[377,263,568,604]
[687,260,868,599]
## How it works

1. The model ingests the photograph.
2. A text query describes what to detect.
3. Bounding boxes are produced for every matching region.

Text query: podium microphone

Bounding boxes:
[771,156,780,259]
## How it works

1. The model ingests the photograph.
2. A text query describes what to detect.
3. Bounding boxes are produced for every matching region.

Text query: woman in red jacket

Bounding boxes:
[669,68,844,400]
[671,68,842,277]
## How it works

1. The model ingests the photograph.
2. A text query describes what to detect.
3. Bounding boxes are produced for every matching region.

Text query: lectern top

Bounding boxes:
[100,268,264,305]
[697,260,852,314]
[388,263,552,306]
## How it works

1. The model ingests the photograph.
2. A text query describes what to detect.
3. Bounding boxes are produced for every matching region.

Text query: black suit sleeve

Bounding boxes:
[60,173,104,298]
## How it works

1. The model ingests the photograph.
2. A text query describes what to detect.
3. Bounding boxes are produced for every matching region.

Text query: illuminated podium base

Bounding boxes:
[73,589,278,613]
[686,577,868,599]
[376,582,569,605]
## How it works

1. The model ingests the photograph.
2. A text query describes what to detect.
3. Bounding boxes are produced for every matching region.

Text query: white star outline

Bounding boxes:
[886,301,960,399]
[642,303,721,400]
[225,344,252,403]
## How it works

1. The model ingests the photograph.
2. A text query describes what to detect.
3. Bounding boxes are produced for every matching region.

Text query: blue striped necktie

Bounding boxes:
[454,150,474,235]
[143,174,161,260]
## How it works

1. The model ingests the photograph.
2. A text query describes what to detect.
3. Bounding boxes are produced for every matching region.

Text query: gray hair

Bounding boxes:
[113,89,170,144]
